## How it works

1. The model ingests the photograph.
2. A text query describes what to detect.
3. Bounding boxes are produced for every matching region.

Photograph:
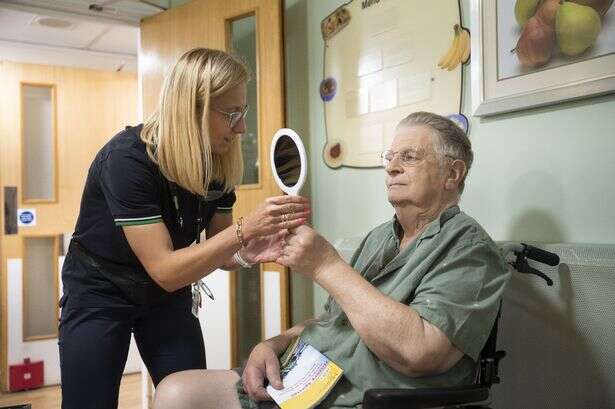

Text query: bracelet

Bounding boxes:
[235,216,246,248]
[233,250,253,268]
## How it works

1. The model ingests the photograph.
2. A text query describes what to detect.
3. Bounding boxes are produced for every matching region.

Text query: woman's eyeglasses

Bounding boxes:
[212,105,249,129]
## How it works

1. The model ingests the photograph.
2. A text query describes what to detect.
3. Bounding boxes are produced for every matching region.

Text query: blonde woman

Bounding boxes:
[59,48,309,409]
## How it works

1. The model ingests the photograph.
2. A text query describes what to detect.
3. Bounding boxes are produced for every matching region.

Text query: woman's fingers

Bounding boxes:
[246,196,310,239]
[267,195,309,206]
[282,217,306,230]
[273,203,310,216]
[277,211,308,224]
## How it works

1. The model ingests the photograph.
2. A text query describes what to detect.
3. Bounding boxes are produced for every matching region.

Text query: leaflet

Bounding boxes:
[266,338,343,409]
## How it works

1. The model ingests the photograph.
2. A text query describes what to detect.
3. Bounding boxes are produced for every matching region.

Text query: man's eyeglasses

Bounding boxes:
[381,149,454,167]
[212,105,249,129]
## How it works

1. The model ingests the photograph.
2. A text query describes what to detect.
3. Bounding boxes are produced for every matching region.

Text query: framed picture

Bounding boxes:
[471,0,615,117]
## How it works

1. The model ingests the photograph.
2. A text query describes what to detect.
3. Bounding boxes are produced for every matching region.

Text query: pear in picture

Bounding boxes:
[515,0,542,26]
[516,15,556,67]
[556,1,602,56]
[570,0,614,16]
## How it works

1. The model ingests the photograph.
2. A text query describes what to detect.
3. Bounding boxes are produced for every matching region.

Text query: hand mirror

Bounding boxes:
[270,128,307,196]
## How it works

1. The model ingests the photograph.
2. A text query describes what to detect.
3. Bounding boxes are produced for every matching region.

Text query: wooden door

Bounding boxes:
[0,61,138,390]
[140,0,287,369]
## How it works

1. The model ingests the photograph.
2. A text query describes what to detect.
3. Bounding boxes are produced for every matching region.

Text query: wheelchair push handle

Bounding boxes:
[500,243,559,286]
[521,243,560,266]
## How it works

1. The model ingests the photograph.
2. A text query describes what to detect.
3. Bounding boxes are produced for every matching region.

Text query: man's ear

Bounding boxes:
[444,159,466,191]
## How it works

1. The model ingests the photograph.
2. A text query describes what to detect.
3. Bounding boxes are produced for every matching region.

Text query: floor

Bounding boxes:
[0,373,144,409]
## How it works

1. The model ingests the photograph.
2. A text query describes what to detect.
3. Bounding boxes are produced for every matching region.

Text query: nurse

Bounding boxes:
[58,48,309,409]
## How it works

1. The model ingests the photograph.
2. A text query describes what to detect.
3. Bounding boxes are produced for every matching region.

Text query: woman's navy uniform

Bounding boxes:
[59,125,235,409]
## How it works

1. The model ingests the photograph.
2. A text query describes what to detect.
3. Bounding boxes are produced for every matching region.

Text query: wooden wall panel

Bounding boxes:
[0,61,137,390]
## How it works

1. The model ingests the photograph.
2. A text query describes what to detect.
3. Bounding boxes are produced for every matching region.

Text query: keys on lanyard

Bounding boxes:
[191,279,214,318]
[191,283,201,318]
[170,182,216,319]
[190,197,214,318]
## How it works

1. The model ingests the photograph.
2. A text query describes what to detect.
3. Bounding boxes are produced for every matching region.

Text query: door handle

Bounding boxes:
[4,186,18,234]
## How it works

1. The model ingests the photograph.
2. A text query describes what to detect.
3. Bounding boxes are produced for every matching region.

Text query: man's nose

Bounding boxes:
[385,155,403,175]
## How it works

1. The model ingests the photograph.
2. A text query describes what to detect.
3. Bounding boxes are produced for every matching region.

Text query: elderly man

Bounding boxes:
[153,111,510,409]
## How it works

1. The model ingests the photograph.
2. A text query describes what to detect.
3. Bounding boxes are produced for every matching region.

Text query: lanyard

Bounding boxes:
[169,182,204,244]
[169,182,214,302]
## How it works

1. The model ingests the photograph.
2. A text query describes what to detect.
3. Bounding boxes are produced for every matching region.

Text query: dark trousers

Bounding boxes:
[58,295,206,409]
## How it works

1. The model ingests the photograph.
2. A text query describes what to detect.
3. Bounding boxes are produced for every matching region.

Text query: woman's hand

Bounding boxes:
[242,230,287,264]
[242,196,310,240]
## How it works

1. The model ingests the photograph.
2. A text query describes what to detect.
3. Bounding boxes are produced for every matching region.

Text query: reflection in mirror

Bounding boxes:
[273,135,301,188]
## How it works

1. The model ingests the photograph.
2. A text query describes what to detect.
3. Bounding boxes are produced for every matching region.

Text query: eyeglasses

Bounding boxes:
[381,149,454,167]
[212,105,249,129]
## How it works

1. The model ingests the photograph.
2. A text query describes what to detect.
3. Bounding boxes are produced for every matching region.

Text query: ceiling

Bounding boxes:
[0,0,182,72]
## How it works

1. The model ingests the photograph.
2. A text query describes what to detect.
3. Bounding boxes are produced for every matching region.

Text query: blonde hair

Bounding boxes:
[141,48,249,195]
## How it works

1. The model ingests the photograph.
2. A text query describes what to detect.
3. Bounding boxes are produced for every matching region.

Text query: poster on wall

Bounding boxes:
[320,0,468,169]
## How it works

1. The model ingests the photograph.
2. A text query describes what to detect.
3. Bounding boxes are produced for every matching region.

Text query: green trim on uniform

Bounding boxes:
[215,207,233,213]
[114,216,163,226]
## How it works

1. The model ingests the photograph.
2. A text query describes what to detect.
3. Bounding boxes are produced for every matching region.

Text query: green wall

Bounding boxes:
[284,0,615,316]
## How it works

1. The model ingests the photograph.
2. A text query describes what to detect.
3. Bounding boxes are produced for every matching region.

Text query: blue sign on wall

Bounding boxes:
[17,209,36,227]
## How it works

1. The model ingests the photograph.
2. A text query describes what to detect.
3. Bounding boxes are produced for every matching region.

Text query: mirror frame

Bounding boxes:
[270,128,307,196]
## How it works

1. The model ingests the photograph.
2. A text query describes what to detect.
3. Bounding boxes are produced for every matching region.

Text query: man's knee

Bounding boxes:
[153,369,241,409]
[154,370,204,409]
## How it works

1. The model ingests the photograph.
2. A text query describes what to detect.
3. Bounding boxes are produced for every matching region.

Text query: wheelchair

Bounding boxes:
[363,243,559,409]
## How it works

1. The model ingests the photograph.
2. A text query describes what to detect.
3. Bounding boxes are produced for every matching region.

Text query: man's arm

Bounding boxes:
[278,226,463,377]
[316,259,463,377]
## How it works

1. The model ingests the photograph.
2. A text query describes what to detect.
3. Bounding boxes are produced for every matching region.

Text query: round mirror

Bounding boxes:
[270,128,307,196]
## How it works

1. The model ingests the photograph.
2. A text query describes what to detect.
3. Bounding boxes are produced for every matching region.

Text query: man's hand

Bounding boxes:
[242,230,287,264]
[276,225,343,281]
[242,342,284,402]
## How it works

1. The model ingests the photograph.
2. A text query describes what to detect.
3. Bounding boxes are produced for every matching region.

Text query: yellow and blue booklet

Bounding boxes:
[266,337,343,409]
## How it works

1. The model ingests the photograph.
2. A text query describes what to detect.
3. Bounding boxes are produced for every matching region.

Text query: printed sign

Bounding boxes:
[17,209,36,227]
[321,0,464,168]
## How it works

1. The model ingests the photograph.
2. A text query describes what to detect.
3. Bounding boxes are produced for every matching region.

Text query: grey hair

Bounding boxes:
[397,111,473,194]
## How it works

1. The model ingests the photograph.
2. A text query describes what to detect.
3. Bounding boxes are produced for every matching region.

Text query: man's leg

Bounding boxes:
[59,306,132,409]
[153,369,242,409]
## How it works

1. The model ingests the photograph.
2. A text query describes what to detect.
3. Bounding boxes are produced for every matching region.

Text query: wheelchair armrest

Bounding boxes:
[363,384,490,409]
